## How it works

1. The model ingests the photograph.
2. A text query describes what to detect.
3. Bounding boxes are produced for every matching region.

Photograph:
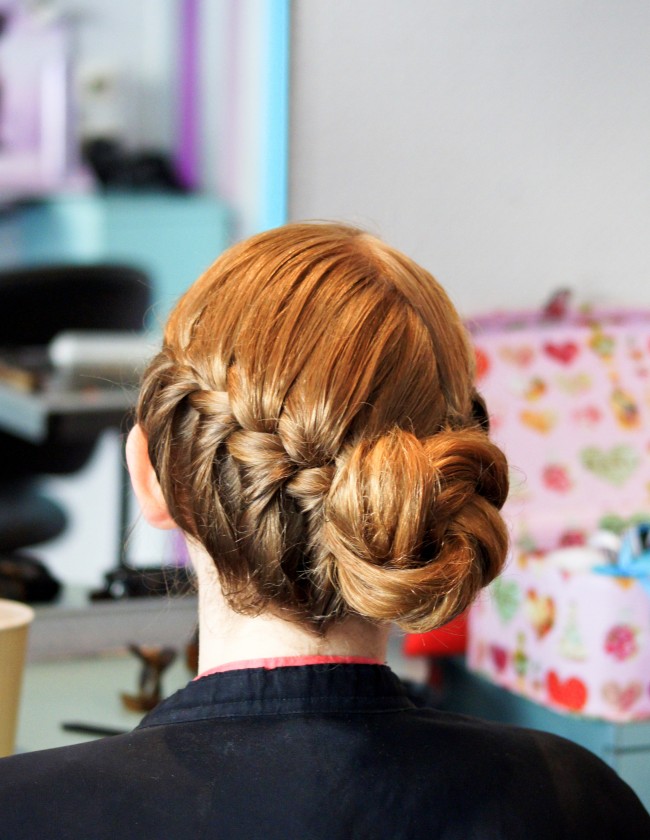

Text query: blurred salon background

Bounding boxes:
[2,4,650,798]
[1,0,647,590]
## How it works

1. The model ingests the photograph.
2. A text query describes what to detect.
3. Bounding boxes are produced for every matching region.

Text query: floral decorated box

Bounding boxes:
[466,307,650,720]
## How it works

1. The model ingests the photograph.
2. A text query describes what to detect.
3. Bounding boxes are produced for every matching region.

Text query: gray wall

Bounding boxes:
[289,1,650,316]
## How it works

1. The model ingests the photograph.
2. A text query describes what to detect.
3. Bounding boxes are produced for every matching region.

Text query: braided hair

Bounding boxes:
[137,222,509,632]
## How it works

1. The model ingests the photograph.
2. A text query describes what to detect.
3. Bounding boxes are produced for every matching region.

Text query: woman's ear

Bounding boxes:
[126,424,177,530]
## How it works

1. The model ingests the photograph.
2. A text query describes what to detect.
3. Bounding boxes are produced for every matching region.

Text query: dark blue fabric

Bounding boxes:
[0,664,648,839]
[140,663,413,724]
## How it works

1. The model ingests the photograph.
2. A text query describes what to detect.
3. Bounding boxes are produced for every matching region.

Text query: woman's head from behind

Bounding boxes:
[136,222,509,632]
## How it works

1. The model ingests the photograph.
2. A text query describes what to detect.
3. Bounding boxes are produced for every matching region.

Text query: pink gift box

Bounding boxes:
[466,306,650,721]
[468,555,650,721]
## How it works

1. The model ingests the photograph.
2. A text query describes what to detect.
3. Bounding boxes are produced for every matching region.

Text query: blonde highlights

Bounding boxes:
[137,222,509,631]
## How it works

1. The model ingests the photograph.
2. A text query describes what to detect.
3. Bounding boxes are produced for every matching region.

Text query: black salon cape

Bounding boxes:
[0,664,648,839]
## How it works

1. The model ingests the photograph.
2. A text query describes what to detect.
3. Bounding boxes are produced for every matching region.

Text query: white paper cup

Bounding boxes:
[0,599,34,757]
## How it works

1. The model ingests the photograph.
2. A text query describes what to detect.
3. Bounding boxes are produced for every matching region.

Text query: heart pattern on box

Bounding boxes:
[466,311,650,721]
[520,410,557,434]
[525,590,555,638]
[572,405,602,426]
[475,346,490,380]
[542,463,572,493]
[547,671,588,712]
[598,511,650,535]
[555,372,592,395]
[580,445,639,486]
[543,341,579,365]
[499,345,534,367]
[491,578,520,623]
[602,681,642,713]
[489,645,508,673]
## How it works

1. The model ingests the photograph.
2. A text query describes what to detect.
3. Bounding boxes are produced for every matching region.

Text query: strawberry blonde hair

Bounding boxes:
[137,222,508,632]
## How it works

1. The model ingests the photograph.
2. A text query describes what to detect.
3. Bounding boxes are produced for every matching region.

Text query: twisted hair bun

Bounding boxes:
[137,222,510,632]
[321,428,508,632]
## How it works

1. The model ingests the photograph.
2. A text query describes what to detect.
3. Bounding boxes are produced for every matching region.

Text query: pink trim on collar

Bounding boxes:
[194,655,384,681]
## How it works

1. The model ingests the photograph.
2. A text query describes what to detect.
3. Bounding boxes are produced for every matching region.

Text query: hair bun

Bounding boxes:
[320,427,509,632]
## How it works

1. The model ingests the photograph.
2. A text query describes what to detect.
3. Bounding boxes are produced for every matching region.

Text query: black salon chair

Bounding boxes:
[0,263,152,601]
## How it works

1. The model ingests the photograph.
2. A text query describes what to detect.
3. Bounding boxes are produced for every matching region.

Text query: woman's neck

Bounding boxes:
[189,543,389,675]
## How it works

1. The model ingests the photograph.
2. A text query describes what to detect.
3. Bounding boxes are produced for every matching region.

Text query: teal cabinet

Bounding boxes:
[443,659,650,812]
[0,193,233,323]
